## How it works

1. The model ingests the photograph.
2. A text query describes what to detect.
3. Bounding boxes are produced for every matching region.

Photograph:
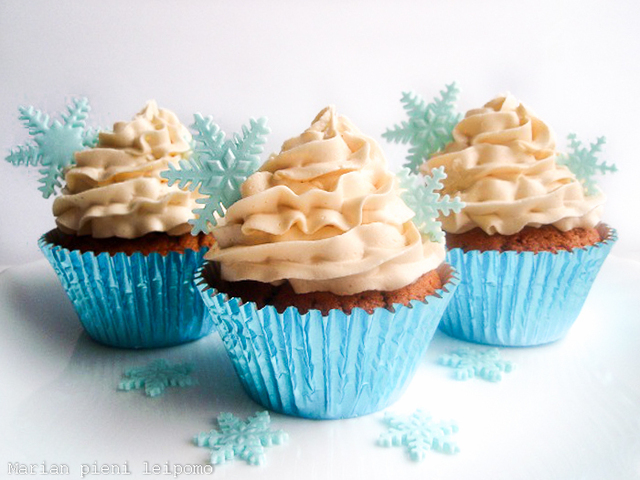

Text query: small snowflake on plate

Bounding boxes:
[383,82,461,174]
[397,166,464,242]
[162,114,270,234]
[557,133,616,195]
[117,359,197,397]
[438,347,514,382]
[5,98,99,198]
[194,411,288,466]
[378,410,459,462]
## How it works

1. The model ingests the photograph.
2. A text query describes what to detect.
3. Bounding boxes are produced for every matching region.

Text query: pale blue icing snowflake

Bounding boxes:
[557,133,616,195]
[118,359,197,397]
[162,114,270,234]
[378,410,459,462]
[438,347,514,382]
[397,166,464,242]
[383,83,461,174]
[5,98,99,198]
[194,411,288,466]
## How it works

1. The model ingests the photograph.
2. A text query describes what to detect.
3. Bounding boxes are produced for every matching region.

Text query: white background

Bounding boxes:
[1,0,639,264]
[1,3,640,479]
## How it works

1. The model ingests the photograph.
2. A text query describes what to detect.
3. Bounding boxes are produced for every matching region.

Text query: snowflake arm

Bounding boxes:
[191,113,226,159]
[38,164,65,199]
[60,97,91,128]
[229,118,270,161]
[161,115,270,235]
[117,359,197,397]
[383,119,414,145]
[557,133,616,195]
[82,127,101,148]
[398,166,464,242]
[378,410,459,462]
[383,83,461,174]
[18,105,51,136]
[5,98,98,198]
[405,142,434,176]
[190,190,226,234]
[383,91,427,144]
[438,347,515,382]
[194,411,288,466]
[6,144,41,166]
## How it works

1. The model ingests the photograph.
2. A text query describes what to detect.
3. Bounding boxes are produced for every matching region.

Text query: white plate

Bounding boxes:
[1,257,639,480]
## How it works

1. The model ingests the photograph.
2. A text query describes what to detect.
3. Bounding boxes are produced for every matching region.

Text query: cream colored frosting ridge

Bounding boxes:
[421,95,605,235]
[208,106,445,295]
[53,101,201,238]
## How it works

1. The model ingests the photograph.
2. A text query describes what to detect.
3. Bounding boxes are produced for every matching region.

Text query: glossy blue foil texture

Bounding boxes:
[440,224,616,347]
[197,263,458,420]
[39,234,214,349]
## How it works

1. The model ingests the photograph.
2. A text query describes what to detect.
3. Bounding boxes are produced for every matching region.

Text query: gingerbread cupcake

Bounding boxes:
[419,94,616,346]
[188,106,459,419]
[8,99,215,348]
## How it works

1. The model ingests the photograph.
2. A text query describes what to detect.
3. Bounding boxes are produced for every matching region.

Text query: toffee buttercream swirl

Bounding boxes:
[207,106,445,295]
[421,95,605,235]
[53,101,200,238]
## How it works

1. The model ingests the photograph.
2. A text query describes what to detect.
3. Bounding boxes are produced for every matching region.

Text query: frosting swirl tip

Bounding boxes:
[53,101,200,239]
[208,106,445,295]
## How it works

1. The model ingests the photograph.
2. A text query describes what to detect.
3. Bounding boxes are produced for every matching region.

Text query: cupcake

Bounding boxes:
[36,101,216,348]
[195,106,459,419]
[420,94,616,346]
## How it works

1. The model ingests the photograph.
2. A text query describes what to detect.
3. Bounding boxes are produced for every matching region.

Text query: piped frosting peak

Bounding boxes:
[53,101,200,238]
[422,94,604,235]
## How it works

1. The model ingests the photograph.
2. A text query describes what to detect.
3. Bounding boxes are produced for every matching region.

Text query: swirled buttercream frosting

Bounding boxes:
[53,101,201,238]
[207,106,445,295]
[421,95,605,235]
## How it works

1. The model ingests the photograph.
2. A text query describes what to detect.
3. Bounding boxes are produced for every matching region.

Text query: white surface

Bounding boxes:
[1,0,640,267]
[0,256,639,479]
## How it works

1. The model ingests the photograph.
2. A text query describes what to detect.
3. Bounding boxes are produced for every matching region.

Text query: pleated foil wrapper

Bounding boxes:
[196,263,459,420]
[440,224,617,347]
[39,233,214,349]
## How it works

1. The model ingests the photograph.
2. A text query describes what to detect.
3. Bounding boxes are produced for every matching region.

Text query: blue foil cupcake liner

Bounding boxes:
[440,224,617,347]
[196,263,459,420]
[39,233,214,349]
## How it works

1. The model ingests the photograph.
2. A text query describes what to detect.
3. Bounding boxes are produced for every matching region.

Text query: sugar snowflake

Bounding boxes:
[117,359,197,397]
[194,411,288,466]
[378,410,459,462]
[557,133,616,195]
[438,347,514,382]
[5,98,99,198]
[162,114,270,234]
[397,166,464,242]
[383,83,461,174]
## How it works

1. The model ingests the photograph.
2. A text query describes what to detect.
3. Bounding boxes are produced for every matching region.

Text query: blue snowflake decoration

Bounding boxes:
[557,133,616,195]
[117,359,197,397]
[378,410,459,462]
[162,114,270,234]
[383,83,461,174]
[397,166,464,242]
[438,347,514,382]
[5,98,99,198]
[194,411,288,466]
